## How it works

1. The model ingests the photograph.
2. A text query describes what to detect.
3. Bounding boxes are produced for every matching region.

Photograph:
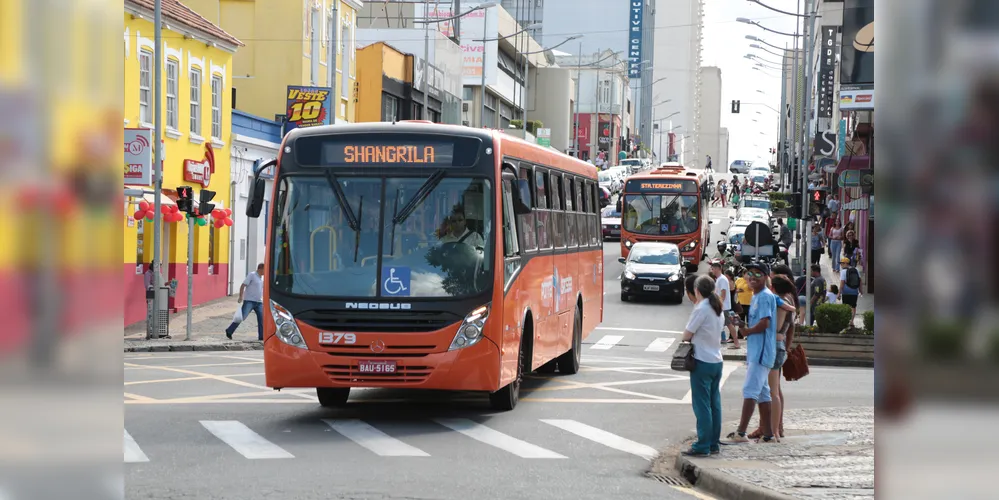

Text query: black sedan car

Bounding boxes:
[618,242,688,303]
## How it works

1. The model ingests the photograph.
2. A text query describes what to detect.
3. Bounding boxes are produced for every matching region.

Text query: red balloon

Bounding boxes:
[172,213,183,223]
[170,205,179,213]
[224,218,233,227]
[224,208,232,217]
[214,219,225,229]
[214,209,225,219]
[145,209,156,220]
[160,205,171,215]
[138,201,150,211]
[133,209,145,220]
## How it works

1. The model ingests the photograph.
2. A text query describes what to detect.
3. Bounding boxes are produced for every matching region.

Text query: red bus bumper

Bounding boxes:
[263,332,502,392]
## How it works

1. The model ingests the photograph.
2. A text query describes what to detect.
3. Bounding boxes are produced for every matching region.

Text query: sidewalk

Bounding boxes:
[124,295,264,352]
[654,406,873,500]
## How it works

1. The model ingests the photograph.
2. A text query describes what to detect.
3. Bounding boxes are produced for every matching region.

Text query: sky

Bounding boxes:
[702,0,805,166]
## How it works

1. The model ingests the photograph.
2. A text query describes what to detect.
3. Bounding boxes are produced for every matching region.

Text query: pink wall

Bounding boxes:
[124,263,230,327]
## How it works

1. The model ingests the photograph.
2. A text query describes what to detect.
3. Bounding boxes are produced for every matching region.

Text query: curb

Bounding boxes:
[721,353,873,368]
[124,341,263,353]
[674,454,798,500]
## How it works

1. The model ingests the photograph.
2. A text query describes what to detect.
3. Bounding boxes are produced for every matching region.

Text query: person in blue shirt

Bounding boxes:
[727,262,780,443]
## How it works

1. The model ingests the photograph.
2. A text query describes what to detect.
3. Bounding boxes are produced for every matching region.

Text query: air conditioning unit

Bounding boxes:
[462,102,469,112]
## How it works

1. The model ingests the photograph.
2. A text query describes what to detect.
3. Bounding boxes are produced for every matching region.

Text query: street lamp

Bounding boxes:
[737,18,802,38]
[746,53,783,67]
[744,0,813,18]
[414,1,499,122]
[749,43,784,59]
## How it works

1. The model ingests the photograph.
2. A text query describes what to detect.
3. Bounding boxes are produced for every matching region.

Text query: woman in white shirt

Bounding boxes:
[680,275,726,457]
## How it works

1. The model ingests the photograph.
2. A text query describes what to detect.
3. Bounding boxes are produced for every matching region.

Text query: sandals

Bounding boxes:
[747,428,763,440]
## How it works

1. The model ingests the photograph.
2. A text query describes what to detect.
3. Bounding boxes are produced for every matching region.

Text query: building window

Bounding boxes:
[340,19,349,99]
[499,101,512,130]
[462,86,473,101]
[382,93,399,122]
[190,68,202,135]
[483,92,498,128]
[599,80,611,105]
[139,49,152,122]
[208,226,216,274]
[211,74,223,139]
[136,217,146,271]
[166,59,179,130]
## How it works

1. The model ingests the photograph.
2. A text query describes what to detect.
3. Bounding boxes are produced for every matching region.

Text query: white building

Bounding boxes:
[718,127,730,174]
[697,66,722,171]
[652,0,703,165]
[229,111,280,293]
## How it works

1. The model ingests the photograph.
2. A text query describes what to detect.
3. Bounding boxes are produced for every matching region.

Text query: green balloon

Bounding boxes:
[197,218,207,226]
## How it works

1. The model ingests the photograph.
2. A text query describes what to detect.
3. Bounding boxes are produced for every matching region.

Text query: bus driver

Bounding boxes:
[438,205,484,250]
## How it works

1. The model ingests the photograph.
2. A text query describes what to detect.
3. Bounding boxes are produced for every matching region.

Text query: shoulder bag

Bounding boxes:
[672,341,697,372]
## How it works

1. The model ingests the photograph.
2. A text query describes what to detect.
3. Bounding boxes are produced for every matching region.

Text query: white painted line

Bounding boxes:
[541,419,658,460]
[323,419,430,457]
[434,418,566,459]
[590,335,624,350]
[123,430,149,463]
[597,327,683,334]
[645,338,676,352]
[200,420,294,459]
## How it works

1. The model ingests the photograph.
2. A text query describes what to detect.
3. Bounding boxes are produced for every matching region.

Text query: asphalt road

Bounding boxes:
[124,204,872,500]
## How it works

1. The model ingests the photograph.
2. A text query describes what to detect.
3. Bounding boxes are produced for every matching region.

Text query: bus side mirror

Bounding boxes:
[512,179,532,215]
[246,159,276,218]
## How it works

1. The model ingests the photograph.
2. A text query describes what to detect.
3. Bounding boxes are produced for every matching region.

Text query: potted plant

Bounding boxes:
[863,310,874,335]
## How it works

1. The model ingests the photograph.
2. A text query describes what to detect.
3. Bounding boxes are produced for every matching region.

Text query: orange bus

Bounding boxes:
[618,164,712,265]
[245,122,604,411]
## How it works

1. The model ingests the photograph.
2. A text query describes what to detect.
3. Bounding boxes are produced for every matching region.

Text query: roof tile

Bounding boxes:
[128,0,243,48]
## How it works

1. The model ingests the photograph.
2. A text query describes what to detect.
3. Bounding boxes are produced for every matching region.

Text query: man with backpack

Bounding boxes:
[838,257,863,325]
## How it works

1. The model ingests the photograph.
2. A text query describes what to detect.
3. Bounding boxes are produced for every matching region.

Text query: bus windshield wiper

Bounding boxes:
[392,169,446,225]
[388,188,401,257]
[323,169,359,232]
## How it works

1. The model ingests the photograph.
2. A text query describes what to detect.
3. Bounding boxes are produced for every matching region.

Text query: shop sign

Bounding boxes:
[184,144,216,188]
[124,128,152,186]
[817,25,838,118]
[285,86,333,131]
[839,86,874,110]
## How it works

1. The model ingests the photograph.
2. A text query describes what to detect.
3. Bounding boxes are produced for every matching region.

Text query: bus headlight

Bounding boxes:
[270,300,307,349]
[449,304,490,351]
[681,241,697,252]
[624,240,633,248]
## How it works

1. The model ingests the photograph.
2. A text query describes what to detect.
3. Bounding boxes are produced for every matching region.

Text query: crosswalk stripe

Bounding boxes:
[590,335,623,350]
[644,338,675,352]
[123,430,149,463]
[323,419,430,457]
[200,420,294,459]
[434,418,566,459]
[540,419,658,460]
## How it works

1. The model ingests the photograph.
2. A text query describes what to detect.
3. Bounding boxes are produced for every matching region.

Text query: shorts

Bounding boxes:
[842,294,859,307]
[798,295,807,307]
[743,361,772,403]
[772,349,787,370]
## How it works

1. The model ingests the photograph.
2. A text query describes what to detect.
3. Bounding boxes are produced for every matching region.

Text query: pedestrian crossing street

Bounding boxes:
[585,333,678,352]
[124,417,660,463]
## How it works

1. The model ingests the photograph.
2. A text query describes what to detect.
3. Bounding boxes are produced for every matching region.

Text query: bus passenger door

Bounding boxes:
[499,173,526,383]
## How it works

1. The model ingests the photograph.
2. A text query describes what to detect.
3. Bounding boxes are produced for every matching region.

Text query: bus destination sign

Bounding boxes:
[322,142,456,166]
[626,179,698,193]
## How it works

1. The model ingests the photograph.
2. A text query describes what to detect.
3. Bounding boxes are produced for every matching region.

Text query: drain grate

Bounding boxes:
[646,473,691,488]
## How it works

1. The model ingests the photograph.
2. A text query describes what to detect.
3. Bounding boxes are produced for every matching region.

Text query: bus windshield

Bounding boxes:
[622,193,700,236]
[270,174,493,298]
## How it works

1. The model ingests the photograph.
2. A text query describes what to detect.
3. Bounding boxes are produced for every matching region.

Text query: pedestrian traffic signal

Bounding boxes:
[790,190,803,217]
[199,189,216,216]
[731,100,741,114]
[176,186,194,214]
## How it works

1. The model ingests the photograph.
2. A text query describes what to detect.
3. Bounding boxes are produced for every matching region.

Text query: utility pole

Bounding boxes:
[329,1,338,124]
[185,212,194,340]
[422,0,430,120]
[573,41,582,157]
[802,0,816,324]
[777,43,788,192]
[150,0,165,339]
[791,0,802,266]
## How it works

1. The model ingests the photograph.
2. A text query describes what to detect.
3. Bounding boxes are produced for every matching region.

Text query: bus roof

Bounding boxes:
[281,121,597,179]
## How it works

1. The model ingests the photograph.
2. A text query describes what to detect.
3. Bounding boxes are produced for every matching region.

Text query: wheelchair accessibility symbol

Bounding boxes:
[382,266,411,296]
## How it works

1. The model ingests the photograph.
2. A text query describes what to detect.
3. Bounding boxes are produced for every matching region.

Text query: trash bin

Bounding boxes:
[146,286,170,338]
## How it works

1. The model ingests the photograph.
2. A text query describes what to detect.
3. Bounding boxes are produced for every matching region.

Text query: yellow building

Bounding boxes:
[187,0,361,124]
[355,42,413,123]
[123,0,243,326]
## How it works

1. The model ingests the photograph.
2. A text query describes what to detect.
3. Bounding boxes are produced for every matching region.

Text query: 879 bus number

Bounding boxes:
[319,332,356,344]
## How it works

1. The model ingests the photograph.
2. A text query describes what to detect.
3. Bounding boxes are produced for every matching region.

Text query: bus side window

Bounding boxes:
[589,182,599,245]
[501,179,521,259]
[574,176,584,246]
[517,163,537,252]
[535,168,551,250]
[566,176,577,248]
[550,172,564,248]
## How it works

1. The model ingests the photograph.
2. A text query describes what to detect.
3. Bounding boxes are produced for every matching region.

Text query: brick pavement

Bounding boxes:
[665,406,874,500]
[123,295,263,351]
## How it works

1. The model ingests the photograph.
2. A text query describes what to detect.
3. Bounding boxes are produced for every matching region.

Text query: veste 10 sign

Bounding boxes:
[285,86,333,131]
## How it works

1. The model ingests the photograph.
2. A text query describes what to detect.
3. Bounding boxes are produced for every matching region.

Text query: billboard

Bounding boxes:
[628,1,644,78]
[416,1,499,87]
[124,128,153,186]
[817,25,838,118]
[285,86,333,131]
[840,0,873,86]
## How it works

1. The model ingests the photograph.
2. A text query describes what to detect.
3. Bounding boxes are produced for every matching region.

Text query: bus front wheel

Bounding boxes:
[317,387,350,407]
[490,332,527,411]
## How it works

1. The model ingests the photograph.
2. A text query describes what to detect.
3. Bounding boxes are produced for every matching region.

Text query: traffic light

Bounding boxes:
[176,186,194,214]
[199,189,216,216]
[731,100,741,114]
[790,190,803,217]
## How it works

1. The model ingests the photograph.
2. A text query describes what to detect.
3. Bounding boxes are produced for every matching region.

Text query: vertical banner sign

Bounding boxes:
[285,86,333,131]
[628,1,644,78]
[124,128,153,186]
[817,26,837,118]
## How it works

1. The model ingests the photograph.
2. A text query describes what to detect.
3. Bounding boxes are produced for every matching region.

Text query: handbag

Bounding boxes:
[671,341,697,372]
[783,343,810,381]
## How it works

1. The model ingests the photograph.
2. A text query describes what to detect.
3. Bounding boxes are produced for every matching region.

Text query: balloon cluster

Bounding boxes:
[133,201,184,223]
[212,208,234,229]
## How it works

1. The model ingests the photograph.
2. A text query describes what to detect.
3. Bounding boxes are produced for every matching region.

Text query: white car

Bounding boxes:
[736,209,772,224]
[598,171,621,193]
[607,166,630,181]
